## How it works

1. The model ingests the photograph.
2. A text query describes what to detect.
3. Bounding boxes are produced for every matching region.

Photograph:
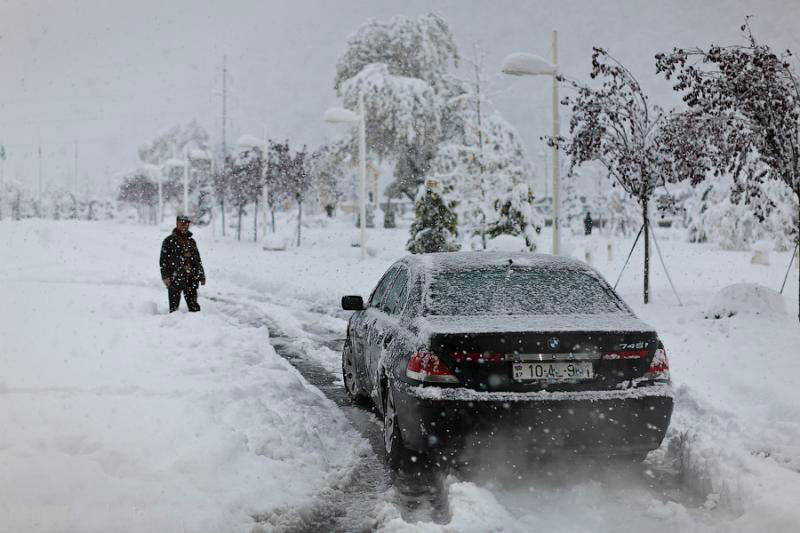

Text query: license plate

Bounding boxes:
[512,361,594,381]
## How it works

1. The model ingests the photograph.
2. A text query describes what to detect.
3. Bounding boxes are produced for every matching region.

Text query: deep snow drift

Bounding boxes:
[0,221,367,532]
[1,217,799,532]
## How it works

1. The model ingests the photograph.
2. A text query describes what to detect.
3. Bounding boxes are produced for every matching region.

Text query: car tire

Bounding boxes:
[342,340,369,405]
[383,383,415,470]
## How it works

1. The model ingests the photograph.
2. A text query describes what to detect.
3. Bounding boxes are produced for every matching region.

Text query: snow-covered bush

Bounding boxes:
[592,186,641,237]
[407,180,460,254]
[486,183,541,251]
[561,172,584,235]
[706,283,785,319]
[684,175,798,251]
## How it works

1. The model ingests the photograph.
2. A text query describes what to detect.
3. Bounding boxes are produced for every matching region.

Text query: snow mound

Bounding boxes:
[486,234,528,252]
[706,283,785,319]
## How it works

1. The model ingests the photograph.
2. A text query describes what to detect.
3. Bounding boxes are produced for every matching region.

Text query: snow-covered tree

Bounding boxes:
[118,171,158,223]
[226,139,263,241]
[486,183,541,251]
[334,13,459,98]
[598,187,641,236]
[286,146,314,247]
[333,14,536,214]
[334,14,463,204]
[340,63,441,202]
[759,180,799,251]
[656,20,800,319]
[265,140,291,233]
[138,121,210,166]
[561,172,584,235]
[434,46,534,248]
[552,48,693,303]
[311,140,350,213]
[407,180,460,254]
[684,174,798,250]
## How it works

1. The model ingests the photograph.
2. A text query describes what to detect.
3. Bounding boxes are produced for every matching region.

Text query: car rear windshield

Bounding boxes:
[426,268,628,316]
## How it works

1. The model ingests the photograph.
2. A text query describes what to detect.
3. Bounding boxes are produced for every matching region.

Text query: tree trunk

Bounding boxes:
[481,212,487,250]
[237,206,242,241]
[297,200,303,247]
[643,199,650,305]
[796,197,799,322]
[271,208,275,233]
[253,197,259,243]
[220,197,226,237]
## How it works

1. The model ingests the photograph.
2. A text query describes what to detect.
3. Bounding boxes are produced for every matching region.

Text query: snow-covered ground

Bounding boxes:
[0,220,367,532]
[1,216,799,532]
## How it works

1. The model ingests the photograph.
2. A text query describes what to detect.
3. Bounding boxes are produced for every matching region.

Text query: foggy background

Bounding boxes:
[1,0,797,197]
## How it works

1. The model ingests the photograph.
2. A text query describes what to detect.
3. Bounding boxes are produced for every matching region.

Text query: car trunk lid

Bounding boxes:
[419,314,659,392]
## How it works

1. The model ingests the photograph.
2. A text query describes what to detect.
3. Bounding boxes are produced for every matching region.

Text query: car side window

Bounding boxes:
[368,266,399,308]
[382,268,409,315]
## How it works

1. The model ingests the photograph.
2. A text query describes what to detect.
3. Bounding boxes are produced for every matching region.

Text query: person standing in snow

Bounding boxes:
[160,215,206,313]
[583,211,594,236]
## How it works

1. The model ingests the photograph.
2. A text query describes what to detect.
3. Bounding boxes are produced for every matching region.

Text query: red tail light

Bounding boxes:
[644,348,671,382]
[406,352,459,384]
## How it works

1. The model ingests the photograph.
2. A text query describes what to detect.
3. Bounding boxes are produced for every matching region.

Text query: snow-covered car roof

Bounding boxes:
[403,251,594,274]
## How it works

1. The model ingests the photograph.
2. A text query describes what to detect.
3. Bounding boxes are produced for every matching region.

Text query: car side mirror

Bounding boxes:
[341,295,364,311]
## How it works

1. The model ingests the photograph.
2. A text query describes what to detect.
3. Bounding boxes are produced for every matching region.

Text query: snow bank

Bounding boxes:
[0,221,365,532]
[705,283,785,319]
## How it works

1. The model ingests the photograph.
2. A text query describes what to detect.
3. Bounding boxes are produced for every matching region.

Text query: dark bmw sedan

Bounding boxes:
[341,252,673,468]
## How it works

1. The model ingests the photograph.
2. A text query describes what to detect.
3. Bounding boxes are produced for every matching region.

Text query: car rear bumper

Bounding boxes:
[392,381,674,456]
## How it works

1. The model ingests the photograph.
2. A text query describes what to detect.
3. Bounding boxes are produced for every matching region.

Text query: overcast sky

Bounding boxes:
[1,0,797,196]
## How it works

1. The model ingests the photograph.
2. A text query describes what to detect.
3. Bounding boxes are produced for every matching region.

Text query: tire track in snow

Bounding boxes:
[206,293,450,532]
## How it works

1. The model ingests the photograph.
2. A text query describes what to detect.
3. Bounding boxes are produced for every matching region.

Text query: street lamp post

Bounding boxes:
[501,29,561,255]
[183,146,190,217]
[157,161,164,224]
[323,97,367,260]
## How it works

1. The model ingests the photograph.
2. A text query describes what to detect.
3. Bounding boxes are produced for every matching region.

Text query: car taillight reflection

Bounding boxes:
[406,352,460,384]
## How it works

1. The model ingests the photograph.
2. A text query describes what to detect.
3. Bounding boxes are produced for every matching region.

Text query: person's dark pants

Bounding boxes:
[168,281,200,313]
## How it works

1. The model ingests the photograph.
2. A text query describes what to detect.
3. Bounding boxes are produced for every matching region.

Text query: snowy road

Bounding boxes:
[2,220,799,532]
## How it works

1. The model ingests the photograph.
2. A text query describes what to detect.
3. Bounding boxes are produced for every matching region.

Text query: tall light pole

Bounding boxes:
[38,144,43,197]
[268,126,269,239]
[501,29,561,255]
[183,146,190,216]
[157,161,164,223]
[0,145,5,220]
[323,99,367,260]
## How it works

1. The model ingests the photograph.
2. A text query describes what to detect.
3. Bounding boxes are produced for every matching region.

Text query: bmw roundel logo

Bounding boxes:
[547,337,560,350]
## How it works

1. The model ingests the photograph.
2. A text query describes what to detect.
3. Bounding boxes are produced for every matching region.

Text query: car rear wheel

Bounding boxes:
[383,384,414,469]
[342,341,369,405]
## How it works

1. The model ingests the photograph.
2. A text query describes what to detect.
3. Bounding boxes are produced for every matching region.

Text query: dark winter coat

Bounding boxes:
[160,230,205,285]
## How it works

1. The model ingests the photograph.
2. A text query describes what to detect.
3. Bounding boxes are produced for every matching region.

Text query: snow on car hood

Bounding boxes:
[416,313,655,335]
